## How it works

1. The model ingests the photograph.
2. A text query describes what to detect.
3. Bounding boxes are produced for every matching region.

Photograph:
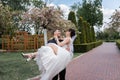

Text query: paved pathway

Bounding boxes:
[66,42,120,80]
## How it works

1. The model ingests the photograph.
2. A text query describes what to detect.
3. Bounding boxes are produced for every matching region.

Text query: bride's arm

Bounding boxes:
[56,37,70,47]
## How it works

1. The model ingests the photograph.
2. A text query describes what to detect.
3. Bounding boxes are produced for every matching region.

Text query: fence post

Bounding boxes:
[2,35,4,50]
[11,39,13,50]
[7,36,10,50]
[36,35,38,50]
[24,33,27,51]
[34,35,36,51]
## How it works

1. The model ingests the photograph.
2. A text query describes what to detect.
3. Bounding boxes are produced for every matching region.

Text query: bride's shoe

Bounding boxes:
[21,53,34,62]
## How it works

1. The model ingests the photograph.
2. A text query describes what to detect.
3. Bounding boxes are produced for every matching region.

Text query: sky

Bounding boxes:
[52,0,120,9]
[47,0,120,29]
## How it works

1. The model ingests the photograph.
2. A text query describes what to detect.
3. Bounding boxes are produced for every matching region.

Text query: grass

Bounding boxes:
[0,52,82,80]
[0,52,39,80]
[73,53,82,58]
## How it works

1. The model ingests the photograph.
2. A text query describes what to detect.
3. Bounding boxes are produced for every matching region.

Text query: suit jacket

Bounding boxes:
[48,38,57,44]
[48,38,63,44]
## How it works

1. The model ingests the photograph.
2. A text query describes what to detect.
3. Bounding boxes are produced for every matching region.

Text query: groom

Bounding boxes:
[48,29,66,80]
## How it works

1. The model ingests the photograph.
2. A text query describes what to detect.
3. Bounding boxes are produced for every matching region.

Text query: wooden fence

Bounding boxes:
[2,31,45,51]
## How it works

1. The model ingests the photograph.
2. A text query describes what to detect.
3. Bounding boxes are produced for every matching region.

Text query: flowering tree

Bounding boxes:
[0,3,16,37]
[21,7,76,32]
[108,9,120,32]
[21,7,76,45]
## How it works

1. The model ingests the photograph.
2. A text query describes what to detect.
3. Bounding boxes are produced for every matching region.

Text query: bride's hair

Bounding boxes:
[68,28,75,38]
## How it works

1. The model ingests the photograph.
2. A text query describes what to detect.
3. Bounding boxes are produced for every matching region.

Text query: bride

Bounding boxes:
[22,28,76,80]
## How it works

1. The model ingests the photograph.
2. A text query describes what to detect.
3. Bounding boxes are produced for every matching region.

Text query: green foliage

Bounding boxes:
[78,17,86,43]
[74,34,81,44]
[68,11,80,44]
[71,0,100,43]
[105,40,116,42]
[74,40,103,53]
[82,21,87,43]
[1,0,30,11]
[116,40,120,49]
[96,27,120,40]
[87,23,92,42]
[91,26,96,42]
[0,4,16,36]
[77,17,96,44]
[83,21,91,43]
[75,0,103,27]
[32,0,45,8]
[68,11,77,27]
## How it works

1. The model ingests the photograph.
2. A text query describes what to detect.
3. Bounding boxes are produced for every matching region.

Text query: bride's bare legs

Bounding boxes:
[23,52,37,58]
[22,44,58,61]
[48,44,58,55]
[22,52,38,61]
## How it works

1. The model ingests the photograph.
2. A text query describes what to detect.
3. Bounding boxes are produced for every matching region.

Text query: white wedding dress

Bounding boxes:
[35,38,73,80]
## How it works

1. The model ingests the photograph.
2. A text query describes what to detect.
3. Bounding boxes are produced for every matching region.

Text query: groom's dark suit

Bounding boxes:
[48,38,66,80]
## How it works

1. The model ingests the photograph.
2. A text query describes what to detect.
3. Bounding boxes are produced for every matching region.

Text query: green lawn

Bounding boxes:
[74,53,82,58]
[0,52,39,80]
[0,52,82,80]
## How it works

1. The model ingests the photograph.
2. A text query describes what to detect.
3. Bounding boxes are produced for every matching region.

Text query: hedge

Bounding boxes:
[105,40,115,42]
[116,40,120,49]
[74,40,103,53]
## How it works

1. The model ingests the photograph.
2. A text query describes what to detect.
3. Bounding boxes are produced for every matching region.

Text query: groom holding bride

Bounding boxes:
[22,28,76,80]
[48,29,67,80]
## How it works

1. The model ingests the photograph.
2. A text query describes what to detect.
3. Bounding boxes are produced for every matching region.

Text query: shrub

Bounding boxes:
[116,40,120,49]
[74,34,81,44]
[68,11,80,44]
[74,40,103,53]
[105,40,115,42]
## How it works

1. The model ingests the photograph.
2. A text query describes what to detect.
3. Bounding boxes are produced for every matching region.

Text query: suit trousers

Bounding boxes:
[52,68,66,80]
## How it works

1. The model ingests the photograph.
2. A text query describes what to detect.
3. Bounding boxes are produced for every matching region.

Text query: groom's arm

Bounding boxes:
[48,38,57,44]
